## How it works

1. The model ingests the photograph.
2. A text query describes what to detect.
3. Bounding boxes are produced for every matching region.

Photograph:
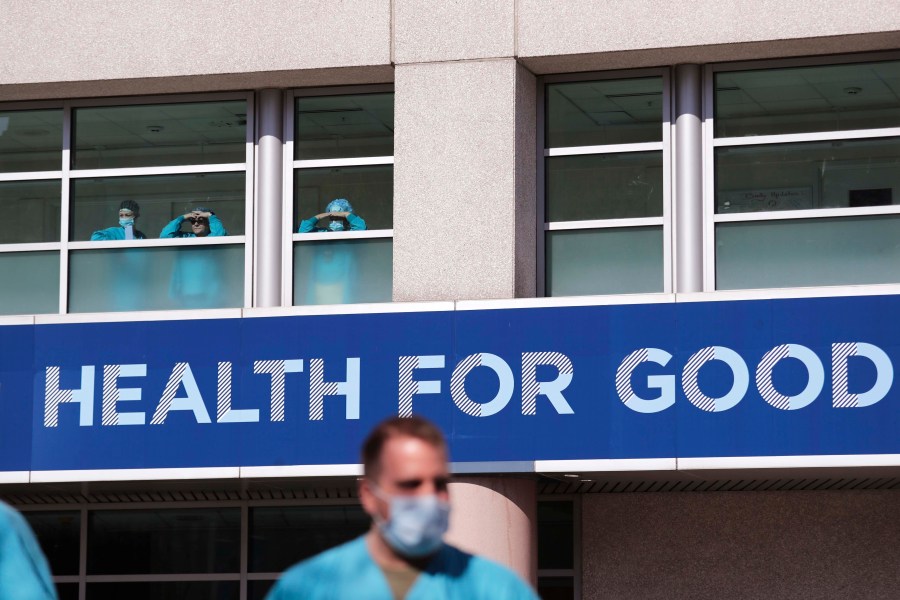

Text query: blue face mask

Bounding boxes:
[372,487,450,558]
[328,219,345,232]
[119,218,135,228]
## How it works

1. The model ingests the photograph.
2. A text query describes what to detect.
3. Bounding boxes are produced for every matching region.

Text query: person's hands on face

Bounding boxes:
[187,211,211,236]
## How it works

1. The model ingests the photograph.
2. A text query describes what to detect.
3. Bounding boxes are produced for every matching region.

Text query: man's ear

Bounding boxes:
[358,477,378,517]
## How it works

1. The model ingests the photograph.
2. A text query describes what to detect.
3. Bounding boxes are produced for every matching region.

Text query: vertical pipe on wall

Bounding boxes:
[674,64,703,293]
[255,89,284,307]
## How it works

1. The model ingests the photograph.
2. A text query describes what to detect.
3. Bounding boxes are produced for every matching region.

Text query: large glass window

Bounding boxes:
[0,95,251,315]
[290,89,393,306]
[543,74,669,296]
[711,58,900,289]
[537,499,578,600]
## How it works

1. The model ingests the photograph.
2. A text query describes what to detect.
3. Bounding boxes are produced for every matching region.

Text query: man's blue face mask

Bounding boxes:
[371,484,450,558]
[328,219,345,232]
[119,217,135,228]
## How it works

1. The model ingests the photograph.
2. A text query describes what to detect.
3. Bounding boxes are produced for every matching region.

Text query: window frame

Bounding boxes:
[538,68,673,298]
[0,92,255,314]
[702,52,900,291]
[281,84,395,307]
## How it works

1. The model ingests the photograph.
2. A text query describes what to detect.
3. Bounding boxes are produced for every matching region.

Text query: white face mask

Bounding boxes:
[371,485,450,558]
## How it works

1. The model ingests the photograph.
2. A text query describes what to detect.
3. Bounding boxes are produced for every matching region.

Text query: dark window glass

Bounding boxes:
[295,165,392,231]
[70,172,245,241]
[0,180,61,243]
[537,576,575,600]
[546,152,663,222]
[86,581,239,600]
[715,60,900,137]
[547,77,663,147]
[538,501,574,570]
[0,109,63,173]
[56,583,79,600]
[22,511,80,575]
[249,506,369,573]
[248,580,277,600]
[73,101,247,169]
[87,509,240,574]
[715,137,900,214]
[295,93,393,160]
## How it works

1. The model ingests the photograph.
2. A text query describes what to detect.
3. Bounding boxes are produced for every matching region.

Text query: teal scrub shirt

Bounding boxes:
[0,502,57,600]
[266,536,538,600]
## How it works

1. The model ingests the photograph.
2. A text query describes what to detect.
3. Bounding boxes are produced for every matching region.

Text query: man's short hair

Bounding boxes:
[361,416,448,479]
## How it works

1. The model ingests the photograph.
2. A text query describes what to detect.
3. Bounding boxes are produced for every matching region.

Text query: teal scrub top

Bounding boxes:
[266,536,538,600]
[0,502,57,600]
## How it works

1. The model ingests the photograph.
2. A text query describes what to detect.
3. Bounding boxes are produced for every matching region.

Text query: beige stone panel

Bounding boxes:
[518,0,900,61]
[0,66,395,102]
[446,477,537,584]
[393,0,515,64]
[393,59,536,301]
[581,490,900,600]
[0,0,391,86]
[519,32,900,75]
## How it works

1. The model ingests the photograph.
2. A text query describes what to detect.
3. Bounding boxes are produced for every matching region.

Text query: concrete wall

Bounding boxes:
[582,490,900,600]
[3,1,899,97]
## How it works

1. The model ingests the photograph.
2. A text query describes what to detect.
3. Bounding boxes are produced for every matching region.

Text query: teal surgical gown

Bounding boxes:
[0,502,57,600]
[266,536,538,600]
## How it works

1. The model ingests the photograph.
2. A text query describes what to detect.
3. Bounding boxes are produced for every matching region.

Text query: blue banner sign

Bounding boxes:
[1,294,899,474]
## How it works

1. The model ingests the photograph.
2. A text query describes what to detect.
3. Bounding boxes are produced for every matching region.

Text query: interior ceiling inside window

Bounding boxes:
[716,61,900,118]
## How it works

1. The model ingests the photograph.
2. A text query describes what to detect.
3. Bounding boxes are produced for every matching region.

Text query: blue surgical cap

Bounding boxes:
[326,198,353,214]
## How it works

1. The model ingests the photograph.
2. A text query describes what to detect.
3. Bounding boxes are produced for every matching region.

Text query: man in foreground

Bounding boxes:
[0,501,57,599]
[266,416,538,599]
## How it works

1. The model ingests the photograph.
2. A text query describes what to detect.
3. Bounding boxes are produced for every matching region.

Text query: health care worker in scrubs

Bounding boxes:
[161,206,229,308]
[0,501,57,599]
[90,200,147,241]
[90,200,148,311]
[297,198,367,305]
[266,416,538,600]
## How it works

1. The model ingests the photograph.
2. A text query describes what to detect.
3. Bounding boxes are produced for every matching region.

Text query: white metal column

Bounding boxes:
[674,64,703,293]
[255,89,284,307]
